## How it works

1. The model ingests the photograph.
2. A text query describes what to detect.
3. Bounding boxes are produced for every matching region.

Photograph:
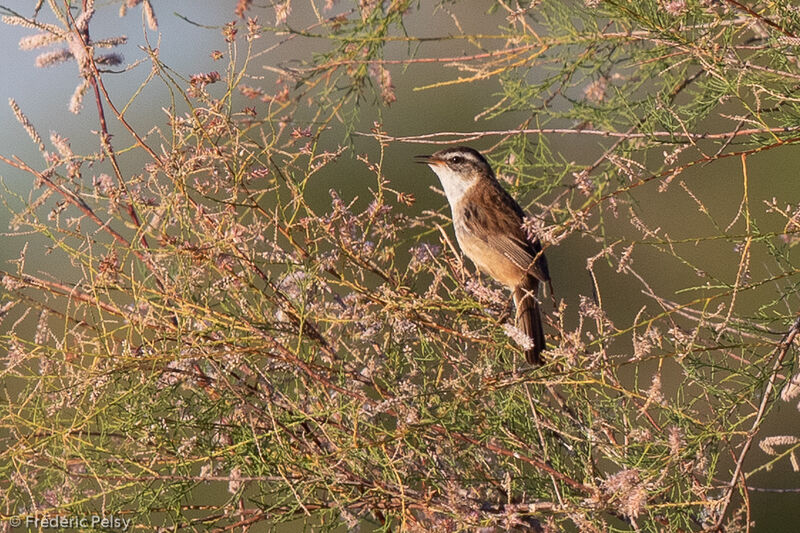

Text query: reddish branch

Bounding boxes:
[356,125,800,144]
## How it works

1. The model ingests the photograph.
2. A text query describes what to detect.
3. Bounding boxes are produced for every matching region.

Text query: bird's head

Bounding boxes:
[415,146,494,205]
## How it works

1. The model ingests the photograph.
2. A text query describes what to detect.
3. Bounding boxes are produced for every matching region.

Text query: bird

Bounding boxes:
[416,146,551,365]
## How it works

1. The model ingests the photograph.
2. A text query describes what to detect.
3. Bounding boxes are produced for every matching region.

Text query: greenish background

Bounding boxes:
[1,1,798,531]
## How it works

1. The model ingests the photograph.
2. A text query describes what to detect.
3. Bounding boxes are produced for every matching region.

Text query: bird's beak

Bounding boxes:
[414,154,444,166]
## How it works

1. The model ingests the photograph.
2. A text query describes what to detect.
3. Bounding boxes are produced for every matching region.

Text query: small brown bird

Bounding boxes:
[416,147,550,365]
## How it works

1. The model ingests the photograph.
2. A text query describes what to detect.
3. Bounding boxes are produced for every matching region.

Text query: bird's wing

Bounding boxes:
[488,233,550,284]
[465,180,550,283]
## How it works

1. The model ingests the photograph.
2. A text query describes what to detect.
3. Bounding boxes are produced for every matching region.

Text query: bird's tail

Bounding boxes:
[513,276,546,365]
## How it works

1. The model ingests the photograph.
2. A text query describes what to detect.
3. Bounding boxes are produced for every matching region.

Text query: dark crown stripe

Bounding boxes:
[434,146,489,165]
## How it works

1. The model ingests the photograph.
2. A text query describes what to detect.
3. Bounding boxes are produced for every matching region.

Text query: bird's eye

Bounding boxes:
[449,155,464,165]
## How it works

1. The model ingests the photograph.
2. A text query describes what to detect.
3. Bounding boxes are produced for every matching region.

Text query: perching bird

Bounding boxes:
[416,146,551,365]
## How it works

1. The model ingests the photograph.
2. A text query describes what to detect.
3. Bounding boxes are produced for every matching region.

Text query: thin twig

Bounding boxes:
[354,125,800,144]
[713,314,800,529]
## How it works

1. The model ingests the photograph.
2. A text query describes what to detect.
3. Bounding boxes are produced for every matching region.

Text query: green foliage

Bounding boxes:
[1,0,799,531]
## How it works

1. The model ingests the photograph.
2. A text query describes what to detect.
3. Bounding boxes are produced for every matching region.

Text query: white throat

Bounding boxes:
[428,165,478,207]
